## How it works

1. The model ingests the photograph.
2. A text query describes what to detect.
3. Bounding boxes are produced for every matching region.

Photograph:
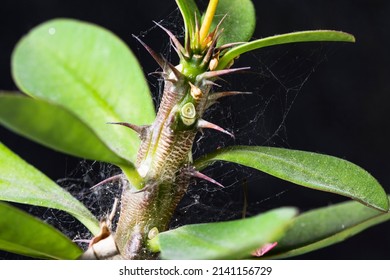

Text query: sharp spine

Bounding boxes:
[203,80,222,87]
[132,34,166,68]
[107,122,149,140]
[191,170,224,188]
[153,21,186,59]
[132,34,183,80]
[216,42,246,51]
[199,67,250,80]
[200,28,223,68]
[197,119,235,138]
[90,174,124,190]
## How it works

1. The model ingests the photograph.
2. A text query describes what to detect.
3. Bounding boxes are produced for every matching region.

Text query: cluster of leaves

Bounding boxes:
[0,0,389,259]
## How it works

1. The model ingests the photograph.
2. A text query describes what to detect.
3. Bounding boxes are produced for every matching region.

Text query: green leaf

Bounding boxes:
[194,146,389,212]
[12,19,155,164]
[0,202,82,259]
[157,207,297,259]
[211,0,256,46]
[176,0,200,49]
[0,93,131,166]
[264,197,390,259]
[217,30,355,70]
[0,142,100,235]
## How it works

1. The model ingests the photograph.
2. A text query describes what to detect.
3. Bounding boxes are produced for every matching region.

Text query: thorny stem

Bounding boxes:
[114,175,190,259]
[82,0,246,260]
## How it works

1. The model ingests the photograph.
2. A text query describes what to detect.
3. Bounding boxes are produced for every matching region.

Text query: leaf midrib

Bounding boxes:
[37,40,126,124]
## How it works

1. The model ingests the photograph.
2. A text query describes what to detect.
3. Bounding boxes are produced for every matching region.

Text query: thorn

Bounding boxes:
[199,14,226,63]
[167,64,184,81]
[132,34,166,69]
[216,42,246,51]
[200,26,224,68]
[208,91,252,101]
[107,122,149,139]
[90,174,123,191]
[132,34,183,80]
[199,67,250,80]
[197,119,235,139]
[203,16,225,49]
[148,71,177,83]
[212,14,228,35]
[201,45,215,69]
[191,170,224,188]
[153,21,185,58]
[203,80,222,87]
[106,197,119,229]
[200,33,221,69]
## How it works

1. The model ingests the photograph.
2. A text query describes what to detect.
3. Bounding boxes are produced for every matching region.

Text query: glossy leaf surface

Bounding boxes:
[0,93,130,166]
[218,30,355,69]
[157,207,297,259]
[0,202,82,259]
[0,142,99,235]
[195,146,389,211]
[264,197,390,259]
[12,19,155,164]
[211,0,256,46]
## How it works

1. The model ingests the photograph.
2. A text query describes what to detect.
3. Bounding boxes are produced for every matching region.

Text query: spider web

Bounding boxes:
[174,43,333,226]
[78,9,337,229]
[0,8,342,259]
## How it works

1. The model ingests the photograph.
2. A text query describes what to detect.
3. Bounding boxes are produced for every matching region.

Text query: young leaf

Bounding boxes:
[0,202,82,259]
[217,30,355,70]
[176,0,200,49]
[263,197,390,259]
[0,93,131,167]
[12,19,155,164]
[194,146,389,212]
[0,142,100,235]
[156,207,297,259]
[211,0,256,46]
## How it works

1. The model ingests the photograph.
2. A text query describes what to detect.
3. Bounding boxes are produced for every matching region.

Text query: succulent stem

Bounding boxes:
[84,0,247,260]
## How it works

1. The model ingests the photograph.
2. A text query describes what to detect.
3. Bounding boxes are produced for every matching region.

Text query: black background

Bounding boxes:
[1,0,390,259]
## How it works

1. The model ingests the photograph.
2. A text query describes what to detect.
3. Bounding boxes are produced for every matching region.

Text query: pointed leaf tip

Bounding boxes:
[218,30,356,70]
[264,197,390,259]
[194,146,389,212]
